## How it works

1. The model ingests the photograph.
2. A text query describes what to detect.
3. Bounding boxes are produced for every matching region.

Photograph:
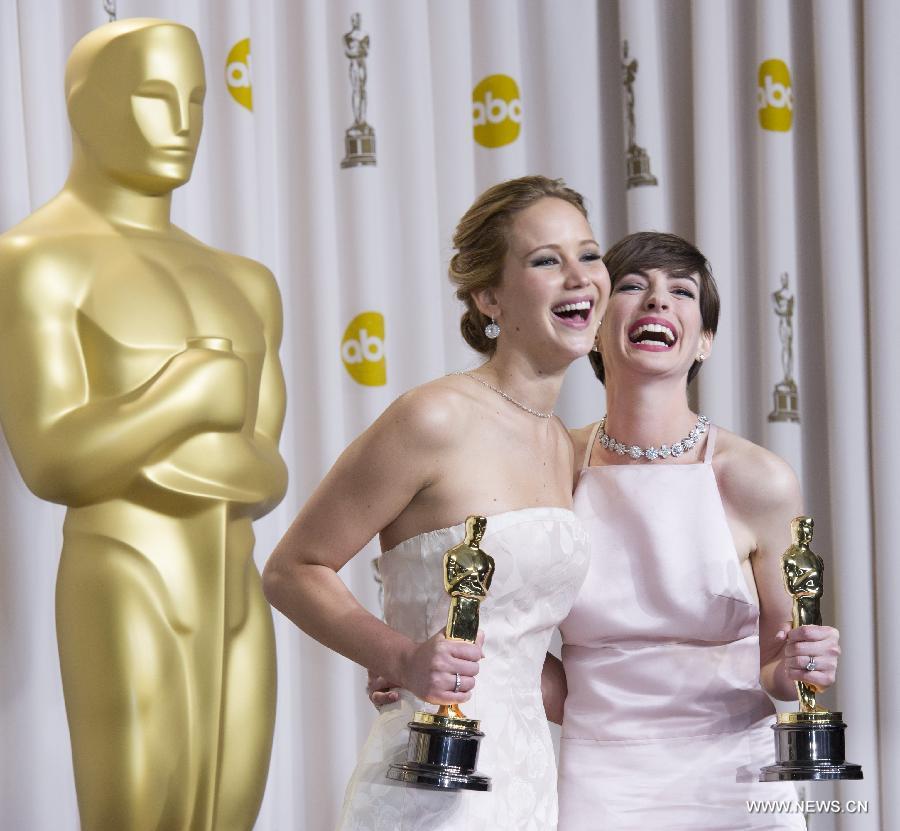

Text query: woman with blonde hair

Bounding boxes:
[264,175,610,829]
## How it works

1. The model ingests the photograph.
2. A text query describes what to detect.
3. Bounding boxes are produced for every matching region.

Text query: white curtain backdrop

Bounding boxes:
[0,1,894,829]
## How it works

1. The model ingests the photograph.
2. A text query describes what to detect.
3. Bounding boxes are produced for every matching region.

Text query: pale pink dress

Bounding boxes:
[558,424,805,830]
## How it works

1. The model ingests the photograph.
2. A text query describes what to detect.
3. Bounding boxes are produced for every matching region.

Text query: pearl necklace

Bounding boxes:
[454,371,554,419]
[598,414,709,461]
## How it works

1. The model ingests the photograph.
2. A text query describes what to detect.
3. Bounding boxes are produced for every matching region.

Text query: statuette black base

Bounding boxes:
[387,718,491,792]
[760,711,863,782]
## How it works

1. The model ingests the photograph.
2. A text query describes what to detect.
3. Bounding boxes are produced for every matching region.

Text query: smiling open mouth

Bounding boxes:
[551,300,593,324]
[628,321,676,347]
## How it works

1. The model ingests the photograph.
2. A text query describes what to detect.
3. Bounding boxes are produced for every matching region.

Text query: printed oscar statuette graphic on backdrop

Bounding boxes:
[621,40,657,189]
[768,272,800,423]
[341,12,376,168]
[758,58,794,132]
[760,518,863,781]
[0,19,287,829]
[388,516,495,791]
[472,74,523,149]
[225,37,253,111]
[341,311,386,386]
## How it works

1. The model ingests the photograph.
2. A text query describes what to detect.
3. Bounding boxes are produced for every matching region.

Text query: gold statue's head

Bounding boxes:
[465,515,487,545]
[791,515,814,546]
[65,19,206,195]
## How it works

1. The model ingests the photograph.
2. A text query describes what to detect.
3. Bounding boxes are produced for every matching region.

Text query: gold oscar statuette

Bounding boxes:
[387,516,494,791]
[0,18,288,829]
[760,517,863,781]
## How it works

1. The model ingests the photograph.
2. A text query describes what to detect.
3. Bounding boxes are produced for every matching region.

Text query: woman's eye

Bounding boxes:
[673,287,696,299]
[531,256,559,267]
[616,282,643,292]
[580,252,602,262]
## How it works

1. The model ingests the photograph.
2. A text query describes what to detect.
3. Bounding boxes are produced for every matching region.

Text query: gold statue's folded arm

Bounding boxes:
[0,248,286,511]
[236,259,288,516]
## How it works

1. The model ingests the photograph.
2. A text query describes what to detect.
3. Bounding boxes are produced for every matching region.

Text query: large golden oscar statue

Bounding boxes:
[0,19,287,830]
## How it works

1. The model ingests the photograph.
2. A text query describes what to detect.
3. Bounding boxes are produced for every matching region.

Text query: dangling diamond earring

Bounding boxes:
[485,318,500,339]
[696,354,705,362]
[592,319,602,352]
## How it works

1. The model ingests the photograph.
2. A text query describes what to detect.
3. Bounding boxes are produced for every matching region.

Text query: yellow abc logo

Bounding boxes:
[472,74,523,148]
[341,312,386,386]
[225,38,252,111]
[757,59,793,132]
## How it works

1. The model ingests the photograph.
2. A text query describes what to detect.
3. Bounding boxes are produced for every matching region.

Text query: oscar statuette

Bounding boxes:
[387,516,494,791]
[760,516,863,781]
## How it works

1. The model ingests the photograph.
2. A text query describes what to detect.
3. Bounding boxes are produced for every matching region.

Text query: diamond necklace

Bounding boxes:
[597,414,709,461]
[454,371,554,419]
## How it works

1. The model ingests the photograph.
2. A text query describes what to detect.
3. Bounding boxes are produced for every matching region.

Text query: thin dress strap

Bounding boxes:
[582,421,603,470]
[703,425,718,464]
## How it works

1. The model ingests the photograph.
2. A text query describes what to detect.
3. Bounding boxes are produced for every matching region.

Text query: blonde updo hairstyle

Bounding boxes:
[449,175,588,354]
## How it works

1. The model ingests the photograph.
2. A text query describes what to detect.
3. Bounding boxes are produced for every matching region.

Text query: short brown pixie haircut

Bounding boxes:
[589,231,720,385]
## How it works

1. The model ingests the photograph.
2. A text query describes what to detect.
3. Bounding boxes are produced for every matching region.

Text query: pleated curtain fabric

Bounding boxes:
[863,2,900,828]
[0,2,893,828]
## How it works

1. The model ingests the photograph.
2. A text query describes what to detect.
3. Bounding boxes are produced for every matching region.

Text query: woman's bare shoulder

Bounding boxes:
[713,427,801,516]
[380,374,483,449]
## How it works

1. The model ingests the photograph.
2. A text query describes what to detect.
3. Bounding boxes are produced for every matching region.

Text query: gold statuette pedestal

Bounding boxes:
[342,124,376,168]
[626,144,658,189]
[387,516,494,791]
[769,379,800,423]
[760,517,863,781]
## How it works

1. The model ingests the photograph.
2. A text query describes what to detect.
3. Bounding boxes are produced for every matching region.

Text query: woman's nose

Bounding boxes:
[564,262,591,288]
[644,288,669,310]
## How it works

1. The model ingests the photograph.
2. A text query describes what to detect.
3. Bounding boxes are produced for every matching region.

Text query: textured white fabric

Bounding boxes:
[0,2,892,829]
[338,508,590,830]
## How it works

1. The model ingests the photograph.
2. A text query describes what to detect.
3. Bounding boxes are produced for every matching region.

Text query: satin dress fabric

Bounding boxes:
[558,426,805,830]
[339,507,590,831]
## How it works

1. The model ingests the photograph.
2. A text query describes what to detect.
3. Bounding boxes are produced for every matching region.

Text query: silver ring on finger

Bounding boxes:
[805,657,817,672]
[454,672,462,693]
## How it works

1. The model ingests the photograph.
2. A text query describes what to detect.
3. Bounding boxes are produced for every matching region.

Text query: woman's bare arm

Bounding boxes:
[723,440,840,701]
[541,652,568,725]
[263,385,483,706]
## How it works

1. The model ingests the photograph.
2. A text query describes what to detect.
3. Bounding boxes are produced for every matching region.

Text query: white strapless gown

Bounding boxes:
[338,507,590,831]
